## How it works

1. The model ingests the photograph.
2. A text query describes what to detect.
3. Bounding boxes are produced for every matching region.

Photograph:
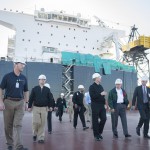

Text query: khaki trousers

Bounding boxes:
[32,106,47,140]
[3,99,24,150]
[68,107,74,121]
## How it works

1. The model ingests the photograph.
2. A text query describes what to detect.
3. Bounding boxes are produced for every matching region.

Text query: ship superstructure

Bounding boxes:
[0,8,124,62]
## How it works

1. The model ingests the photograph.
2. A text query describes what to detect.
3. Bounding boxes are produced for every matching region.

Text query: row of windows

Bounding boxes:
[21,39,96,49]
[35,24,89,32]
[22,38,99,42]
[22,31,99,42]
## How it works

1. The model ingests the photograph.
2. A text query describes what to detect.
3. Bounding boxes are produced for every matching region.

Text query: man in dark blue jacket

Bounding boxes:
[132,76,150,138]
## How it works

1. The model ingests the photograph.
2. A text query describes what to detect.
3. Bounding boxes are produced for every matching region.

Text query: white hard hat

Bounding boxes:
[141,76,148,81]
[69,94,73,97]
[44,83,50,89]
[92,73,101,79]
[115,78,122,84]
[60,93,64,96]
[78,85,84,89]
[38,74,46,80]
[13,57,26,65]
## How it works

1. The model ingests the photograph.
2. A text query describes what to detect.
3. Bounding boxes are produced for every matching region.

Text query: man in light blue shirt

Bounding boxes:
[85,92,92,128]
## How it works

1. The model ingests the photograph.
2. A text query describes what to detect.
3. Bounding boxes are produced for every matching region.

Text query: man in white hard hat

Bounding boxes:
[56,93,67,122]
[13,57,26,65]
[44,83,55,134]
[132,76,150,138]
[89,73,107,141]
[0,57,28,150]
[28,74,54,143]
[108,78,131,138]
[72,85,89,130]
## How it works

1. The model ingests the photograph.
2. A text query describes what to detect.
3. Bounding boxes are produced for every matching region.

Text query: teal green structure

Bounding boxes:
[62,52,135,74]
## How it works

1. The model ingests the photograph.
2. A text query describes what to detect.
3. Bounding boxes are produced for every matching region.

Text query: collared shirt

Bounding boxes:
[116,88,124,103]
[0,71,28,99]
[85,92,91,104]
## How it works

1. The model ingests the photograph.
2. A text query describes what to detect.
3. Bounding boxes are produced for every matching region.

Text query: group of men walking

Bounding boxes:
[0,58,150,150]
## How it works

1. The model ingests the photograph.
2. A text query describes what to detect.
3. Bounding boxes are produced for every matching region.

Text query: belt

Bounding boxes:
[7,97,23,101]
[34,105,47,107]
[117,102,124,104]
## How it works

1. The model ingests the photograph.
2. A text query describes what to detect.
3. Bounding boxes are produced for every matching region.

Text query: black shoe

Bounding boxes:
[144,135,150,139]
[87,120,90,122]
[33,135,37,142]
[94,136,101,141]
[99,134,103,139]
[48,131,52,134]
[125,134,132,138]
[38,140,45,143]
[113,134,118,138]
[136,127,140,136]
[7,146,13,150]
[59,118,62,122]
[83,126,89,130]
[74,126,76,129]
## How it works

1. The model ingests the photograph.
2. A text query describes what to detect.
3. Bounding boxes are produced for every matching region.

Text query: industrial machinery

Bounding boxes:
[122,25,150,85]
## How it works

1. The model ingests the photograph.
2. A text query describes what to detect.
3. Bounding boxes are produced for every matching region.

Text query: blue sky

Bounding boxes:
[0,0,150,56]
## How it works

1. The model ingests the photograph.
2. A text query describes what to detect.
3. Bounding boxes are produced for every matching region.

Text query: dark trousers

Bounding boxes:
[58,108,63,121]
[137,103,149,136]
[47,111,52,132]
[73,106,86,127]
[111,104,128,135]
[91,103,106,137]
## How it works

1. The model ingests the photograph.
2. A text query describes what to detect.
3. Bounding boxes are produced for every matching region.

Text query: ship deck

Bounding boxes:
[0,111,150,150]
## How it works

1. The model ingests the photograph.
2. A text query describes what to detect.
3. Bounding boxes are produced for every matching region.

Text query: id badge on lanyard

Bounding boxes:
[16,80,19,88]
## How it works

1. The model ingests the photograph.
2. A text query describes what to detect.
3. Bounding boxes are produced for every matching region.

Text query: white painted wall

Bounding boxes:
[0,10,124,62]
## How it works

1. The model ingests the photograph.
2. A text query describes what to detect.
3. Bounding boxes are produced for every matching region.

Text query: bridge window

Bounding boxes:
[63,16,68,21]
[52,14,57,19]
[48,14,51,19]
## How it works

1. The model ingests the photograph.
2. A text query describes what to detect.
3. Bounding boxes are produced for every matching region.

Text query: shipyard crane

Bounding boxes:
[122,25,150,85]
[99,32,122,61]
